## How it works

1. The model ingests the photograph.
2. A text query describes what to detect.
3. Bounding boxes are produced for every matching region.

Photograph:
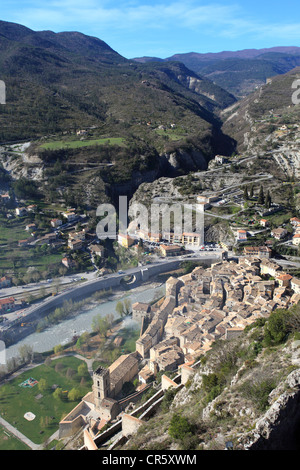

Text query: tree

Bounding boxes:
[68,388,81,401]
[257,185,265,205]
[116,299,131,317]
[38,378,47,392]
[123,299,132,315]
[92,314,109,338]
[264,309,290,346]
[243,185,249,200]
[78,363,87,377]
[76,332,90,350]
[53,387,63,400]
[249,185,254,198]
[54,344,63,355]
[116,301,125,317]
[18,344,33,363]
[265,190,272,209]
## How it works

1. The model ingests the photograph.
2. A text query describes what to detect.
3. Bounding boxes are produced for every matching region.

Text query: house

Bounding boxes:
[0,297,15,313]
[76,129,87,136]
[155,347,185,372]
[237,230,247,241]
[292,234,300,246]
[27,205,37,212]
[0,276,12,288]
[42,232,57,243]
[51,218,63,228]
[195,198,211,210]
[162,232,182,244]
[260,219,269,227]
[90,244,105,257]
[25,223,37,232]
[291,277,300,294]
[15,207,27,217]
[243,246,271,258]
[260,259,282,277]
[69,230,86,241]
[18,238,30,247]
[160,244,182,257]
[0,194,10,204]
[138,365,154,384]
[117,233,135,248]
[197,195,220,204]
[214,155,228,165]
[113,336,123,347]
[148,232,162,243]
[271,228,288,240]
[62,211,77,222]
[276,273,293,288]
[62,257,76,269]
[181,232,203,247]
[290,217,300,226]
[68,239,83,250]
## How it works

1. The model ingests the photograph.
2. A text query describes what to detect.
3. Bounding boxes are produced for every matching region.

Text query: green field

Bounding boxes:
[0,425,30,450]
[40,137,125,150]
[0,356,92,446]
[0,216,29,245]
[155,128,185,141]
[0,245,63,277]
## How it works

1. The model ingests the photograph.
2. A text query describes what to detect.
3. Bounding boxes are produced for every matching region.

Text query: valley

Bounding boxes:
[0,18,300,452]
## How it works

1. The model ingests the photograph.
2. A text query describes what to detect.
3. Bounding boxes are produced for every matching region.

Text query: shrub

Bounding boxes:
[239,377,276,412]
[263,309,290,346]
[161,388,178,412]
[168,413,194,441]
[202,373,225,404]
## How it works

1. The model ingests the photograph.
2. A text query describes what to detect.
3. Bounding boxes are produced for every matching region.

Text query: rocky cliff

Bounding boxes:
[118,314,300,451]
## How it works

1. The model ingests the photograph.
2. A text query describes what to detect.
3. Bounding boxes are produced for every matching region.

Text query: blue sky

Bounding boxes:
[1,0,300,58]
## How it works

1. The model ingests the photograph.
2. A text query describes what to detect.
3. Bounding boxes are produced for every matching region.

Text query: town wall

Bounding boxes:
[122,414,144,437]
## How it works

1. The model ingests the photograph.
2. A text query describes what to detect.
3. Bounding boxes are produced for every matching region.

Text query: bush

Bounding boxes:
[168,413,194,440]
[263,309,290,346]
[239,378,276,412]
[202,373,225,404]
[161,388,178,412]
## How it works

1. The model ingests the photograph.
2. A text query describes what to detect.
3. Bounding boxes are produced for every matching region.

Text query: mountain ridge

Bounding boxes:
[133,46,300,97]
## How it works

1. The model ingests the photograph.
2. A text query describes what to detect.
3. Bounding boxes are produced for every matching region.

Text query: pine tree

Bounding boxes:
[265,190,271,209]
[257,185,265,205]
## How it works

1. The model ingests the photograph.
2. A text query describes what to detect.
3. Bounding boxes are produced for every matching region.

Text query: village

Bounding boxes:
[1,179,300,321]
[57,243,300,448]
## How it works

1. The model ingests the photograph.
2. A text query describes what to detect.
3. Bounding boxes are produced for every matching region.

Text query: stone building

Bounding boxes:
[132,302,152,323]
[59,352,140,437]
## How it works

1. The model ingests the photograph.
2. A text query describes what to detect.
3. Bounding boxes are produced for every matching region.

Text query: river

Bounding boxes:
[5,282,165,361]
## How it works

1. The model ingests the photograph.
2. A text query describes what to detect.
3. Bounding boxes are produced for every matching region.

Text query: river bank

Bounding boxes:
[4,280,165,361]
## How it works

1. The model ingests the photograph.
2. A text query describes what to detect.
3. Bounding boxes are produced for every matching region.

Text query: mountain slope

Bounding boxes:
[0,20,235,146]
[0,20,238,211]
[222,66,300,149]
[118,306,300,451]
[134,47,300,98]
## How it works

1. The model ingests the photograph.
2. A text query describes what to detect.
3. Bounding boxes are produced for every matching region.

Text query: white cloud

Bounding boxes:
[3,0,300,56]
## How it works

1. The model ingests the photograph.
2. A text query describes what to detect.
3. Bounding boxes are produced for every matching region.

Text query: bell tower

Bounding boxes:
[93,366,110,410]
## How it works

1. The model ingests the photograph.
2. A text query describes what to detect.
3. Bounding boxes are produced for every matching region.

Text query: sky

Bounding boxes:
[1,0,300,58]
